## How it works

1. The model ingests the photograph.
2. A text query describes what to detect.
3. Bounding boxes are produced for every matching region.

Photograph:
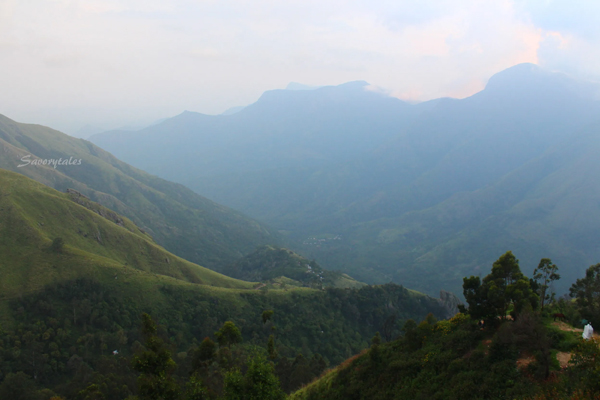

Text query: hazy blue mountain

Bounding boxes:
[90,81,424,179]
[89,64,600,295]
[221,106,246,115]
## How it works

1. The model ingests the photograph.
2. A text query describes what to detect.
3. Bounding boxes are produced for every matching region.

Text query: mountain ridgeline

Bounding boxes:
[91,63,600,296]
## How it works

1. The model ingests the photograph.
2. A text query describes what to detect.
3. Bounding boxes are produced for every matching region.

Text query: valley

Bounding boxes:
[1,63,600,400]
[91,64,600,296]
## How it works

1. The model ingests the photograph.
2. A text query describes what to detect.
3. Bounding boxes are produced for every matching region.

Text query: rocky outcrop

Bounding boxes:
[439,290,463,318]
[66,188,125,227]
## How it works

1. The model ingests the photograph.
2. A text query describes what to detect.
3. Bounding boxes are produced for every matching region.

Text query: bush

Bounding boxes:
[50,237,65,253]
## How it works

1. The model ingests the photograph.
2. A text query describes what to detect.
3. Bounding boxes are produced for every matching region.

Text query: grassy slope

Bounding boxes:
[0,114,280,272]
[0,169,255,309]
[0,169,448,366]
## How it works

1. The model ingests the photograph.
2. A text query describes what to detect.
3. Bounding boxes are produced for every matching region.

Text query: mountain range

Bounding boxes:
[90,63,600,296]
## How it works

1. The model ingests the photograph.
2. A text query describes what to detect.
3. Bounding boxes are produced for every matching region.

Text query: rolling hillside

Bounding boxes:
[0,114,280,271]
[0,167,448,355]
[0,168,255,305]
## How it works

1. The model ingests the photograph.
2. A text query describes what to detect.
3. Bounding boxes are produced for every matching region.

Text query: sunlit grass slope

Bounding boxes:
[0,168,255,305]
[0,113,280,272]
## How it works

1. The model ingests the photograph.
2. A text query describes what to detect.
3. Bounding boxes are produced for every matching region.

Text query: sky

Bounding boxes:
[1,0,599,136]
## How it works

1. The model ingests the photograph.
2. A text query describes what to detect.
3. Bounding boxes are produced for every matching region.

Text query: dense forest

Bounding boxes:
[0,278,446,399]
[292,253,600,400]
[2,251,600,399]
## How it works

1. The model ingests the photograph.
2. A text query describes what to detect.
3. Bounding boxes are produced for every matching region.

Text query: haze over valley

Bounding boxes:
[90,63,600,296]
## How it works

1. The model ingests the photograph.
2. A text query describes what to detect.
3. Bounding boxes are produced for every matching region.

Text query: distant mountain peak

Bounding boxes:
[337,80,370,87]
[485,63,546,89]
[480,63,600,100]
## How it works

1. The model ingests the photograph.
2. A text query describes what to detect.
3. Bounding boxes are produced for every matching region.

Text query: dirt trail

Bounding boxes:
[514,321,595,369]
[551,321,583,333]
[551,321,599,368]
[516,355,535,369]
[556,352,572,368]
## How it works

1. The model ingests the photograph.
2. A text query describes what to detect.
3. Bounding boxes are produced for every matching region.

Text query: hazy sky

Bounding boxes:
[1,0,599,135]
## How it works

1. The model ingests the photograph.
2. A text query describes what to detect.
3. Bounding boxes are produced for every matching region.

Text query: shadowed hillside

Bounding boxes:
[0,114,281,272]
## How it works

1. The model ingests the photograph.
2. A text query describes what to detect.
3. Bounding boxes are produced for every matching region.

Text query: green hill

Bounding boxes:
[0,170,449,398]
[288,311,587,400]
[0,113,280,272]
[0,168,254,306]
[222,245,365,289]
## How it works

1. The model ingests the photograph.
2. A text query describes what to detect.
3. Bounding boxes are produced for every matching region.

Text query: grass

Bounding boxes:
[0,169,261,323]
[0,113,282,273]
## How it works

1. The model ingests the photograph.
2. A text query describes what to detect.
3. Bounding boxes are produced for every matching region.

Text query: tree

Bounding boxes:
[287,355,314,391]
[532,258,560,310]
[50,237,65,253]
[0,372,38,400]
[267,335,277,360]
[215,321,242,348]
[463,251,538,322]
[570,263,600,327]
[568,337,600,395]
[371,332,381,346]
[184,376,209,400]
[192,337,216,371]
[402,319,420,350]
[78,383,105,400]
[381,315,397,342]
[511,309,552,379]
[461,276,495,321]
[223,355,285,400]
[131,313,179,400]
[262,310,274,324]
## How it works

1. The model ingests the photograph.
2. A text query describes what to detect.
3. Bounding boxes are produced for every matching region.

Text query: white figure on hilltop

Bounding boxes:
[583,323,594,340]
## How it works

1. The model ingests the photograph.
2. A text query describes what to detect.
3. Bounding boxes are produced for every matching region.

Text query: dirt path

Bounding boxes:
[551,321,599,368]
[556,352,572,368]
[551,321,583,333]
[516,355,535,369]
[498,321,592,370]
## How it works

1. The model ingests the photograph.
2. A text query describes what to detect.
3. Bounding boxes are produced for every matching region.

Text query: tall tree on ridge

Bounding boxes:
[532,258,560,311]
